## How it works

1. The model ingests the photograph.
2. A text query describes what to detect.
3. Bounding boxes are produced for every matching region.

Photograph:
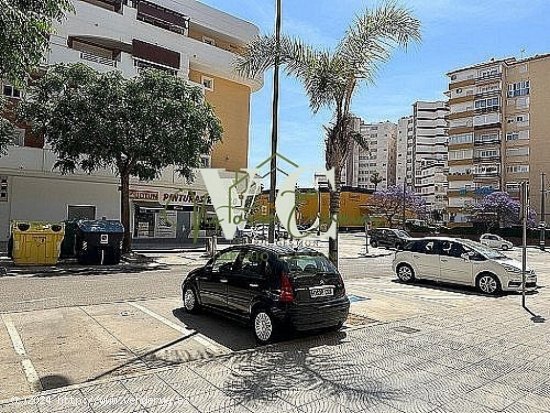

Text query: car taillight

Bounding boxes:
[279,272,294,303]
[339,273,346,295]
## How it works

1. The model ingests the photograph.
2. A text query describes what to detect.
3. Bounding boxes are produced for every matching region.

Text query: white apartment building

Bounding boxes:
[395,101,449,220]
[342,118,397,190]
[0,0,262,244]
[396,116,414,187]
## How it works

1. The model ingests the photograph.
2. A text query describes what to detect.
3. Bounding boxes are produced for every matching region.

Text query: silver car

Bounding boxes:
[392,237,537,295]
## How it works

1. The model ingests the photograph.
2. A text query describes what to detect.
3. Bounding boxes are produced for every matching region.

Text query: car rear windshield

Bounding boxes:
[281,254,337,275]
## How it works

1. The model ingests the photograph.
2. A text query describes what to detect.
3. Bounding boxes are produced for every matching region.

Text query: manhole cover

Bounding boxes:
[348,294,370,303]
[346,313,377,326]
[392,326,421,334]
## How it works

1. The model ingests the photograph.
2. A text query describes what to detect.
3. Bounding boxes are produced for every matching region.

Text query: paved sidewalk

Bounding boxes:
[2,300,549,413]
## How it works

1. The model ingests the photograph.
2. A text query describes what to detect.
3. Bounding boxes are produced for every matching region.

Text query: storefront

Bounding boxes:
[130,187,213,243]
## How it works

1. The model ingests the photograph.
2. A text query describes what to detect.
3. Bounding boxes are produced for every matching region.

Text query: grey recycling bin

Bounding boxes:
[75,220,124,265]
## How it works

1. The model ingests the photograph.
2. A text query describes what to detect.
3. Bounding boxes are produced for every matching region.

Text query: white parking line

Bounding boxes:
[127,302,229,354]
[1,314,43,392]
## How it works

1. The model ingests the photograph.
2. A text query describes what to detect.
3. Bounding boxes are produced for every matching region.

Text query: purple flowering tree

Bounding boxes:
[471,191,536,230]
[370,185,427,228]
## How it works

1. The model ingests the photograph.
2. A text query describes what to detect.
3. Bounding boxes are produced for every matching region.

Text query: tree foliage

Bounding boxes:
[235,1,421,265]
[0,97,13,155]
[370,171,383,191]
[370,185,427,228]
[0,0,73,84]
[19,64,223,251]
[471,191,535,230]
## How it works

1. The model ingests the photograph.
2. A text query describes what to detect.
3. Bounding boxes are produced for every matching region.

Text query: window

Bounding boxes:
[449,133,473,145]
[0,176,7,202]
[2,84,21,99]
[506,147,529,157]
[506,132,519,141]
[516,114,529,123]
[449,149,473,160]
[441,241,467,258]
[479,68,499,78]
[212,249,240,272]
[474,97,499,109]
[202,36,216,46]
[516,97,529,109]
[506,165,529,174]
[507,80,529,97]
[67,205,96,220]
[234,250,266,278]
[476,149,499,158]
[201,76,214,91]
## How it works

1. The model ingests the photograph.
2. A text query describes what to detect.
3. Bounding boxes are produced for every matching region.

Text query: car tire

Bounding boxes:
[476,273,501,295]
[370,240,378,248]
[329,321,345,331]
[252,309,277,345]
[397,264,415,283]
[183,286,201,314]
[502,244,510,251]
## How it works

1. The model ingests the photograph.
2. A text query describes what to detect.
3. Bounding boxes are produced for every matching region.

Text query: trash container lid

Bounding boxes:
[77,220,124,233]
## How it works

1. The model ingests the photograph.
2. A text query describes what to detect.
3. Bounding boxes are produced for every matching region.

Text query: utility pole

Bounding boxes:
[317,186,321,236]
[268,0,282,244]
[540,172,546,251]
[401,183,407,229]
[520,182,529,308]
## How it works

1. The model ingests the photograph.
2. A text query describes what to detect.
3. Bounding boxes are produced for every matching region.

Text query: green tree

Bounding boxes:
[19,64,222,252]
[0,0,73,153]
[236,1,421,266]
[370,171,383,192]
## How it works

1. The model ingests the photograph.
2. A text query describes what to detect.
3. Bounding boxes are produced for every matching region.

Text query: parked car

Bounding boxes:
[181,245,350,343]
[480,233,513,250]
[370,228,411,249]
[392,237,537,295]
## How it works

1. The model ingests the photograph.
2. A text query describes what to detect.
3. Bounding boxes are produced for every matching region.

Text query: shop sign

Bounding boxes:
[160,191,210,206]
[129,189,159,201]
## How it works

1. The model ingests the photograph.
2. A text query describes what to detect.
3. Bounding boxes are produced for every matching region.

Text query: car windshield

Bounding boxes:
[281,254,337,275]
[461,239,507,259]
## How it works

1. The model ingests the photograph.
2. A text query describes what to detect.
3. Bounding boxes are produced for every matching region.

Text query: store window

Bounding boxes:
[67,205,96,220]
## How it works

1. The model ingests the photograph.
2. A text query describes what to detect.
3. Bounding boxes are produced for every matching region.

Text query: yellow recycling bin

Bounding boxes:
[11,221,65,266]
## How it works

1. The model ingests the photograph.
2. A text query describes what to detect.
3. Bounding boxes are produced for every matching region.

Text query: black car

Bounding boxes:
[181,245,350,344]
[369,228,411,249]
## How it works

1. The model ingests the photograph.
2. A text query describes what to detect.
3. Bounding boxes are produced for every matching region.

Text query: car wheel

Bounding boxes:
[370,240,378,248]
[183,286,200,314]
[477,273,501,295]
[502,244,510,251]
[252,309,277,344]
[397,264,415,283]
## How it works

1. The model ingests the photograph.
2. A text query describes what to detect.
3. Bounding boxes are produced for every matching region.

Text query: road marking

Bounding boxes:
[1,314,43,392]
[127,302,229,354]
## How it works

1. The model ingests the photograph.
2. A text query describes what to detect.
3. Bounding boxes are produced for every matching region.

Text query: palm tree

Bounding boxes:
[370,171,383,192]
[235,1,421,266]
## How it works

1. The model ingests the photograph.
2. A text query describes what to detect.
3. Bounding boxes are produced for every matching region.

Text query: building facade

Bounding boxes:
[342,119,397,191]
[446,54,550,224]
[396,116,414,187]
[0,0,262,243]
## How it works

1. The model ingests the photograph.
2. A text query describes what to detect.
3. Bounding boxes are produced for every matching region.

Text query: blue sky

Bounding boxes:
[201,0,550,184]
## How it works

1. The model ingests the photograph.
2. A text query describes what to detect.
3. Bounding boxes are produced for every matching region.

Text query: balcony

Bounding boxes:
[80,51,117,67]
[474,136,501,145]
[474,105,500,114]
[474,89,501,99]
[473,155,500,162]
[473,171,500,177]
[476,72,502,82]
[134,0,189,35]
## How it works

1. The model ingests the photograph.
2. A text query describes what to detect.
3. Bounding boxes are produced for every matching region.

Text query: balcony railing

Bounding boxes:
[80,52,117,67]
[473,155,500,162]
[474,137,501,145]
[474,106,500,114]
[474,90,501,98]
[476,72,502,81]
[473,171,500,177]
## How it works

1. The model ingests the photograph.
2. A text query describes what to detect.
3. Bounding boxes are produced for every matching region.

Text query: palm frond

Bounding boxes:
[337,0,421,82]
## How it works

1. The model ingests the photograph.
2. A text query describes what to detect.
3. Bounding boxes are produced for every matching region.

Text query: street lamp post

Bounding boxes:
[267,0,282,244]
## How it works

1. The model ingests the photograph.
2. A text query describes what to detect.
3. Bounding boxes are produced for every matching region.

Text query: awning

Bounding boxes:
[133,201,195,212]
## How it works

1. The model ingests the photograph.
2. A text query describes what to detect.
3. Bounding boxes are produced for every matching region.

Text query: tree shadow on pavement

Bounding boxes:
[219,331,401,411]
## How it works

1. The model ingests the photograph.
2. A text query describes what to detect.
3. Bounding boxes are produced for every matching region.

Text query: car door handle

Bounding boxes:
[249,283,259,288]
[220,279,228,283]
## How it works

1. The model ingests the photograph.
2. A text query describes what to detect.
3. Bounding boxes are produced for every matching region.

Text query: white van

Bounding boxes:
[392,237,537,295]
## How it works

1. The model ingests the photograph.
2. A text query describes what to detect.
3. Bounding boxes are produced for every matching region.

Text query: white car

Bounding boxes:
[392,237,537,295]
[480,233,513,250]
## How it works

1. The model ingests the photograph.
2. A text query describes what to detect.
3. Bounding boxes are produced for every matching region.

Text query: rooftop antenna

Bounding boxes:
[520,48,526,59]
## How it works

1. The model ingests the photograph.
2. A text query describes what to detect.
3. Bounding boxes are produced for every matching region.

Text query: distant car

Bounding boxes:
[369,228,411,249]
[181,245,350,343]
[392,237,537,295]
[480,233,513,250]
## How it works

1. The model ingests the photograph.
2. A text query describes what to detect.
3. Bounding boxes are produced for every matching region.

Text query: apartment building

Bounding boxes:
[396,116,414,187]
[446,54,550,224]
[0,0,262,243]
[342,118,397,190]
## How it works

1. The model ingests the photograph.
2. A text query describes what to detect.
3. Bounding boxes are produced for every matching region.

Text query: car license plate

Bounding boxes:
[310,287,334,298]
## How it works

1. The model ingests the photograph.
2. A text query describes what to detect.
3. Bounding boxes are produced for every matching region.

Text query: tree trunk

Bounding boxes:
[120,172,131,253]
[329,167,341,268]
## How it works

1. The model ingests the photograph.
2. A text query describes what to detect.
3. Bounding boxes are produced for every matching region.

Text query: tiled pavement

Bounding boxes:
[2,299,549,413]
